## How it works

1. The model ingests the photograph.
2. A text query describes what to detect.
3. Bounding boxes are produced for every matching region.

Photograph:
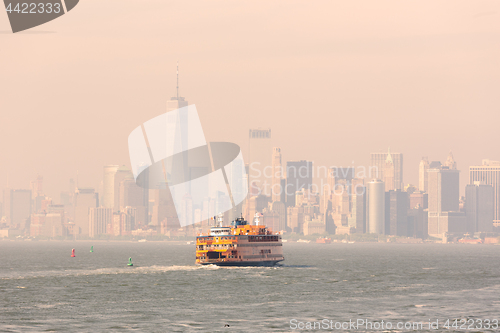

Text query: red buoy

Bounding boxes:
[71,248,75,257]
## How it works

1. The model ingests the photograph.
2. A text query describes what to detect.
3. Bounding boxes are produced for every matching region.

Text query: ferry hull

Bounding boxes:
[197,259,283,267]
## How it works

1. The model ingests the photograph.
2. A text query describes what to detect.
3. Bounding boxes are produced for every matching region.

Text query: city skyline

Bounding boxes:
[3,139,499,240]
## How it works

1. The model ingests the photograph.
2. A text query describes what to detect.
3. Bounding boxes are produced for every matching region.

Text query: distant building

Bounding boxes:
[335,225,356,235]
[367,179,385,234]
[89,207,112,238]
[104,165,140,215]
[330,167,354,213]
[385,190,408,236]
[444,151,457,170]
[113,166,133,212]
[418,157,430,192]
[30,214,45,237]
[271,201,286,232]
[30,205,65,238]
[428,168,459,213]
[74,188,98,237]
[249,128,272,196]
[44,213,64,237]
[246,194,270,226]
[119,178,147,226]
[287,206,304,233]
[271,147,283,203]
[262,210,280,234]
[151,183,179,229]
[286,160,313,207]
[103,165,119,209]
[407,207,428,239]
[384,155,395,191]
[427,167,465,237]
[348,183,366,233]
[469,160,500,227]
[303,218,325,235]
[166,62,188,112]
[30,175,43,198]
[112,213,121,236]
[409,192,428,210]
[3,188,11,223]
[370,148,403,191]
[465,183,494,233]
[10,189,32,231]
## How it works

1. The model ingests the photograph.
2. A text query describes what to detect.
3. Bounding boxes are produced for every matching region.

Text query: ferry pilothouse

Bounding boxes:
[195,214,284,266]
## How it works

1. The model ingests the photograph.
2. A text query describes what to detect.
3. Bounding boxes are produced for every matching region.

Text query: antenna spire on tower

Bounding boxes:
[176,61,179,99]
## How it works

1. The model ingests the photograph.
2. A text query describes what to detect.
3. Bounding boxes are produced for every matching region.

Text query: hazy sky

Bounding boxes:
[1,0,499,200]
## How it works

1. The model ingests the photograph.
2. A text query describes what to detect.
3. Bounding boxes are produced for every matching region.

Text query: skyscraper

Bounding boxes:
[248,128,272,196]
[384,155,395,191]
[427,167,465,237]
[271,147,282,202]
[3,188,11,224]
[167,62,189,112]
[113,166,133,212]
[30,175,43,198]
[74,188,98,236]
[469,160,500,227]
[285,160,313,207]
[10,189,32,230]
[418,157,429,192]
[151,183,179,229]
[348,181,366,233]
[367,179,385,234]
[103,165,119,209]
[370,148,403,191]
[428,168,459,213]
[329,167,354,213]
[465,183,494,233]
[119,178,147,226]
[385,190,408,236]
[148,64,190,229]
[444,151,457,170]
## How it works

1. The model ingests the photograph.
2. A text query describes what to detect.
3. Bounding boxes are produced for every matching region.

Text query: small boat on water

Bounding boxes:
[297,239,311,243]
[138,239,147,243]
[316,237,332,244]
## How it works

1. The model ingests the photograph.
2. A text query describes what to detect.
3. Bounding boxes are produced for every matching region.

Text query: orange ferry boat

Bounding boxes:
[316,237,332,244]
[195,215,284,266]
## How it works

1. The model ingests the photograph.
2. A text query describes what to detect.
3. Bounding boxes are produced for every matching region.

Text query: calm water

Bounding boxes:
[1,241,499,332]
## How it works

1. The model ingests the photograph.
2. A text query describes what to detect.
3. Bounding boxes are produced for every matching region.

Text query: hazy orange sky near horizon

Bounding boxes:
[0,0,499,200]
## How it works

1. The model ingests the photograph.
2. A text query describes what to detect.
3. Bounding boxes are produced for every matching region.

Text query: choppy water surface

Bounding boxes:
[1,241,499,332]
